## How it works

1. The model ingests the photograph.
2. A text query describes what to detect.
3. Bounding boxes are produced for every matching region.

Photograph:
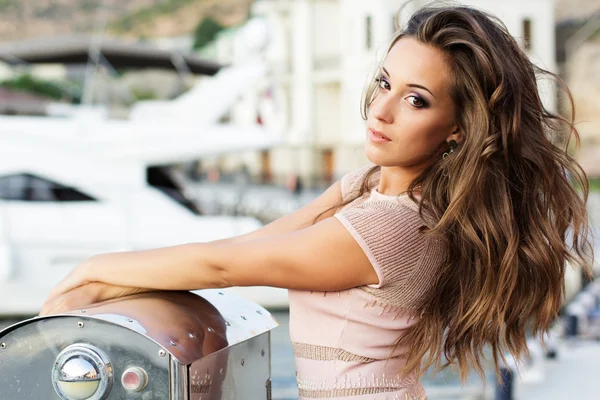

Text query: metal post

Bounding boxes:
[171,52,193,97]
[495,367,514,400]
[566,313,579,337]
[82,1,107,106]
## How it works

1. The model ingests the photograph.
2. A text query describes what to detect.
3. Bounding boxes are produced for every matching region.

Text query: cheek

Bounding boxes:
[365,108,455,166]
[397,114,452,149]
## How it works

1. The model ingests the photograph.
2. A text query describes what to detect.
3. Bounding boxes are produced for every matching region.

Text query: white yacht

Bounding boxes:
[0,108,284,315]
[0,32,291,314]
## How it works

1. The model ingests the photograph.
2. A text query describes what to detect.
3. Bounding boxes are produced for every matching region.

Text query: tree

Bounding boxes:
[192,17,225,50]
[0,74,64,100]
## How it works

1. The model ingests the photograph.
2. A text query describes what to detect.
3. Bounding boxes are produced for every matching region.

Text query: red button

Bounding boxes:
[121,367,147,392]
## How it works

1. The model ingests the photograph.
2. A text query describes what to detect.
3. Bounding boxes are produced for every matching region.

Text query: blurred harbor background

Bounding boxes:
[0,0,599,398]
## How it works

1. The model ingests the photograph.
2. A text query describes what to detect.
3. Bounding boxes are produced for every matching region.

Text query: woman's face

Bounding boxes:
[366,37,461,170]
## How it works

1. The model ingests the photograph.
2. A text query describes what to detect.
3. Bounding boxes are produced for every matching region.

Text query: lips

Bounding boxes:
[368,128,391,143]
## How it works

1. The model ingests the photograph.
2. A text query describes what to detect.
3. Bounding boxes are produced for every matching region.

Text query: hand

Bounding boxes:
[47,256,98,300]
[40,282,153,316]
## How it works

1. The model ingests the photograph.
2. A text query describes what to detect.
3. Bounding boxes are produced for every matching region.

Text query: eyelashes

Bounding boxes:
[375,76,391,91]
[373,75,429,109]
[406,95,427,108]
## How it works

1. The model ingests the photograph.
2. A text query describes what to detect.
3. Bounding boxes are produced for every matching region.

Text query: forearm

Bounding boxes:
[87,243,225,291]
[209,215,311,245]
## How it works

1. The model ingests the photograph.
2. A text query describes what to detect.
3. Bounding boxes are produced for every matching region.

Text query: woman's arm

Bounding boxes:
[46,213,379,302]
[42,182,370,314]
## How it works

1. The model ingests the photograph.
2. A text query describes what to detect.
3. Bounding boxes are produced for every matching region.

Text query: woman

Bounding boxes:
[41,5,593,399]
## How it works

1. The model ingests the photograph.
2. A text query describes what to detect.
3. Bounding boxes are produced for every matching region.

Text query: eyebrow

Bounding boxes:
[382,67,436,99]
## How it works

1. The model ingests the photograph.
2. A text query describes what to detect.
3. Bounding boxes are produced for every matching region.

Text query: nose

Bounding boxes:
[369,91,395,125]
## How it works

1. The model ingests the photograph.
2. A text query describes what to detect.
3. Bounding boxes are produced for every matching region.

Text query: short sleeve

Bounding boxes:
[334,202,427,289]
[340,165,379,202]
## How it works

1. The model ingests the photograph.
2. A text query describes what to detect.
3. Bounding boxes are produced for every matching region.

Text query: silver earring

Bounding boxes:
[442,140,458,159]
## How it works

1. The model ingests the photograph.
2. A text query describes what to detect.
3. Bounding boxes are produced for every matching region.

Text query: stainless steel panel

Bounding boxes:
[50,290,278,366]
[192,290,279,347]
[60,291,229,366]
[0,290,278,399]
[171,358,189,400]
[188,332,271,400]
[0,316,170,399]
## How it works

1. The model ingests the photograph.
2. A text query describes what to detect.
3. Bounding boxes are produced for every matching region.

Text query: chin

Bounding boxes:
[365,144,397,167]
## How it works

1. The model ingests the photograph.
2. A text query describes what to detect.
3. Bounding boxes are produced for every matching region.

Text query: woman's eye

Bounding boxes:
[376,77,390,91]
[407,95,426,108]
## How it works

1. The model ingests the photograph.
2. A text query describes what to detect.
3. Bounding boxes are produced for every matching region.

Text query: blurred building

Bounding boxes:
[195,0,559,186]
[555,2,600,177]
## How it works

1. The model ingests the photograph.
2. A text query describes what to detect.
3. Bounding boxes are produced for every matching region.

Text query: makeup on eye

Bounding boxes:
[380,66,437,98]
[375,76,391,91]
[374,75,430,109]
[405,94,428,108]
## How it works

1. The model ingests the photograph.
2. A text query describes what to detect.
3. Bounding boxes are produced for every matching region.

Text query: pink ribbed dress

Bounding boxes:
[288,166,445,400]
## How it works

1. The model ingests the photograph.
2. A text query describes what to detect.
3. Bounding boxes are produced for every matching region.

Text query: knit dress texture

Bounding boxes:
[288,166,446,400]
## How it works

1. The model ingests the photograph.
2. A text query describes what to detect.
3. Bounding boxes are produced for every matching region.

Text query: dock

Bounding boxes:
[515,338,600,400]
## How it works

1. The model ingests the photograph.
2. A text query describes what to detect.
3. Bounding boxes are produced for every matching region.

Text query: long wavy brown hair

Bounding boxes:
[341,5,594,382]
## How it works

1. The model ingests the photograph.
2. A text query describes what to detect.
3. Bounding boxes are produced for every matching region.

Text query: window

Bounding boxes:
[219,112,232,124]
[322,148,334,185]
[146,166,201,215]
[0,173,96,202]
[260,150,272,184]
[522,18,532,51]
[366,15,373,50]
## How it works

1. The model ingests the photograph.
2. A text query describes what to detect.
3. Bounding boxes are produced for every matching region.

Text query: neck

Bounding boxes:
[377,166,422,196]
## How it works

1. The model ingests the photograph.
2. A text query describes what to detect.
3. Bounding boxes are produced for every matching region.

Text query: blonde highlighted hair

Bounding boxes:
[354,4,595,382]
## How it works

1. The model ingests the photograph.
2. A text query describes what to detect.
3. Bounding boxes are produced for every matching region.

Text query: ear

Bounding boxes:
[447,126,464,145]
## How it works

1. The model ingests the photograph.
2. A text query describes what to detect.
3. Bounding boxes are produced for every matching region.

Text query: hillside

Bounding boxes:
[109,0,251,38]
[1,0,598,42]
[0,0,251,42]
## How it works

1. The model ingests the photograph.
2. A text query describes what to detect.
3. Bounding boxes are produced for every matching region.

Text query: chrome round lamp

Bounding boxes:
[52,344,113,400]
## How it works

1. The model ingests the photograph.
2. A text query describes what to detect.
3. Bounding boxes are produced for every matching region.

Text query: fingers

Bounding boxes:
[40,283,102,316]
[40,283,148,316]
[40,295,70,316]
[47,265,91,300]
[39,297,65,316]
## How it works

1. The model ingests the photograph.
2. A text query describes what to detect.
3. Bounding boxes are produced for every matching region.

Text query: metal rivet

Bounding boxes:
[126,318,133,323]
[261,350,265,357]
[225,321,231,326]
[241,359,245,366]
[240,316,247,320]
[207,327,214,333]
[169,340,176,346]
[256,310,262,315]
[218,292,224,295]
[220,368,224,374]
[77,322,84,328]
[0,342,6,349]
[158,350,166,357]
[188,333,195,339]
